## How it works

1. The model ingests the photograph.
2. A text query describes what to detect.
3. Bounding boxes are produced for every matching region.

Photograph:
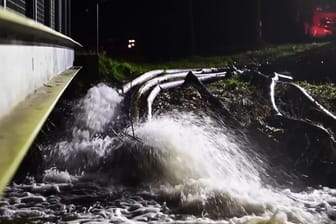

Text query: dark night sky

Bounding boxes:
[71,0,299,59]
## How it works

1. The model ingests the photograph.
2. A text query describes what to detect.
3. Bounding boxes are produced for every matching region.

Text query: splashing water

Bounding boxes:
[0,84,335,224]
[129,114,330,223]
[78,83,123,132]
[133,113,262,188]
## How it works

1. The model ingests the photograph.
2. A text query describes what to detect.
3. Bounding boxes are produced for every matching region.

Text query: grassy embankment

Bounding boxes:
[98,42,336,117]
[98,42,324,82]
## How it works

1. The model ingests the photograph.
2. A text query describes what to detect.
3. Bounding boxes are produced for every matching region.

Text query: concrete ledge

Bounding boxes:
[0,7,81,48]
[0,68,81,194]
[0,6,82,193]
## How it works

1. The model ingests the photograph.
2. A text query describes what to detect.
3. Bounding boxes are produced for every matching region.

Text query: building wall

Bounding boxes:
[1,0,71,36]
[7,0,26,15]
[0,45,74,118]
[0,2,78,119]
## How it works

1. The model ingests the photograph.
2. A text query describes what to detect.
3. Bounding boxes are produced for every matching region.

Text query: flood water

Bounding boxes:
[1,83,336,224]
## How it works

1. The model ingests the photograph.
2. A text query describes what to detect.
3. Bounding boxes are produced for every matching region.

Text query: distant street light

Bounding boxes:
[128,39,136,49]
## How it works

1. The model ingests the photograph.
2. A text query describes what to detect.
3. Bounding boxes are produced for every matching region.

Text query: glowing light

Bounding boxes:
[128,39,136,48]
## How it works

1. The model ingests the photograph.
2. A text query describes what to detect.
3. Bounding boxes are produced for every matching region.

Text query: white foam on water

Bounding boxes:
[45,134,116,174]
[42,168,74,184]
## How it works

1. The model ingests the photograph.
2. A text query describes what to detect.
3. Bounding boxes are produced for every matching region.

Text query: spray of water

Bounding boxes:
[128,113,327,223]
[44,84,123,174]
[2,84,334,224]
[78,83,122,132]
[133,113,262,187]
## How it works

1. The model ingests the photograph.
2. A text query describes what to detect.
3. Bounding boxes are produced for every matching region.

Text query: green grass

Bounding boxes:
[95,42,327,82]
[98,53,138,82]
[297,81,336,114]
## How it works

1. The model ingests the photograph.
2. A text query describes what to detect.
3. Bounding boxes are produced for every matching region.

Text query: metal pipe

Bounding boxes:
[136,71,204,97]
[122,68,219,94]
[96,1,99,54]
[134,71,226,112]
[68,0,71,36]
[147,80,183,121]
[270,74,281,116]
[122,69,193,94]
[59,0,62,31]
[133,71,223,121]
[35,0,37,21]
[146,73,226,120]
[64,0,67,34]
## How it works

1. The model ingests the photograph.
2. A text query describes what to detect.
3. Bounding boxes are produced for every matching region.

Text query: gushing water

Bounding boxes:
[0,84,335,223]
[133,114,261,187]
[78,83,122,132]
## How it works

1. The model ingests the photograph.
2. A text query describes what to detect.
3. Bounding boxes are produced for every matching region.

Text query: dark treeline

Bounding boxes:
[72,0,304,59]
